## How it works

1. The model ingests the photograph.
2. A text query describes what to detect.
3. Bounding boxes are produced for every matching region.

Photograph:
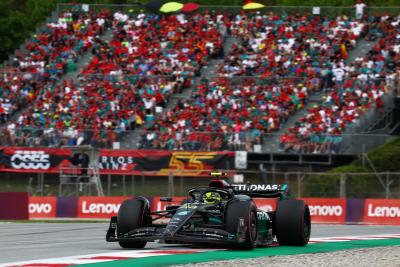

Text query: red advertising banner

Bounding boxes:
[300,198,346,224]
[0,147,234,176]
[29,197,57,218]
[363,199,400,225]
[98,150,170,175]
[0,192,29,220]
[254,198,278,212]
[152,196,187,212]
[77,197,131,219]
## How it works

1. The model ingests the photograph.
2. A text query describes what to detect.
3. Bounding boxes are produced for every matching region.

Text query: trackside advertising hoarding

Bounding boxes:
[0,192,28,220]
[77,197,131,219]
[254,198,346,224]
[29,197,57,219]
[22,197,399,225]
[363,199,400,225]
[300,198,346,224]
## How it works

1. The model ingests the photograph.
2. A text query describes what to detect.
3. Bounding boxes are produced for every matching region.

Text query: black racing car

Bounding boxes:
[106,174,311,250]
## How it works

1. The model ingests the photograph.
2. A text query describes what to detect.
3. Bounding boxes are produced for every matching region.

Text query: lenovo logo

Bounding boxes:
[309,205,343,216]
[300,198,346,223]
[367,204,400,218]
[81,201,121,214]
[29,197,57,218]
[363,199,400,225]
[29,203,52,214]
[77,197,130,218]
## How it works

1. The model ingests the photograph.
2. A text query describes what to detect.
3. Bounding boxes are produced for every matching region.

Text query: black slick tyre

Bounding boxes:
[275,199,311,246]
[117,198,148,249]
[225,200,257,250]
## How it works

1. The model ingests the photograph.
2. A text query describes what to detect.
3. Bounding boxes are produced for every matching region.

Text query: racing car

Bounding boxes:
[106,173,311,250]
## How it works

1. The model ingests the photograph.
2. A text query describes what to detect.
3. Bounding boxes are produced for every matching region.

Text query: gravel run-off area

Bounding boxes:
[176,246,400,267]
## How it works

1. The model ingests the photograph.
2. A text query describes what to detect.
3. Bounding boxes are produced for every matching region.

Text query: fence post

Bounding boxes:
[272,164,276,185]
[180,174,183,196]
[361,146,366,168]
[122,175,126,196]
[340,173,346,198]
[297,172,301,198]
[131,175,135,195]
[38,173,44,196]
[107,174,111,196]
[260,166,267,184]
[141,173,145,192]
[284,172,289,186]
[385,172,392,199]
[168,171,174,197]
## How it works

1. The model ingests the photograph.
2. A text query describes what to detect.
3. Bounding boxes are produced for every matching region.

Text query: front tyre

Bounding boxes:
[225,200,257,250]
[117,198,149,249]
[275,199,311,246]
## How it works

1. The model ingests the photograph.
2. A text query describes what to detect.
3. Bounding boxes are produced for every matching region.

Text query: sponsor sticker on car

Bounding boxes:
[254,198,277,212]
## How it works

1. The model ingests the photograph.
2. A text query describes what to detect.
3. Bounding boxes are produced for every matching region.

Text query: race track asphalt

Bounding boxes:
[0,223,399,264]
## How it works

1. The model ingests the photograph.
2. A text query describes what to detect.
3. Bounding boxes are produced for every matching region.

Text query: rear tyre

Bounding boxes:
[117,198,149,249]
[225,200,257,250]
[275,200,311,246]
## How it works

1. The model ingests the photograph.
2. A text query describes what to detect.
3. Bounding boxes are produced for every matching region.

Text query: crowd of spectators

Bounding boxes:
[1,11,227,148]
[281,14,400,153]
[139,76,308,150]
[1,9,399,153]
[140,12,371,151]
[84,11,226,77]
[222,12,365,78]
[0,10,110,125]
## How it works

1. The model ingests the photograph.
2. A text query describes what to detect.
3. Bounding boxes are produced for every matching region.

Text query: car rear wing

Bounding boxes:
[231,184,289,199]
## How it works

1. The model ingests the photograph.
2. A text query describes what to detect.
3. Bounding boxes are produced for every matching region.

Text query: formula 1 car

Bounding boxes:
[106,173,311,250]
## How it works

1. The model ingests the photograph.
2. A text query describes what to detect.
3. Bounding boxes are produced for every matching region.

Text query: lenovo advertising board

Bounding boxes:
[29,197,57,219]
[363,199,400,225]
[300,198,346,224]
[77,197,131,219]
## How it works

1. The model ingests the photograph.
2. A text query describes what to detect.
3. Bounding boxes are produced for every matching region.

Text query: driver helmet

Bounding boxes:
[203,191,222,205]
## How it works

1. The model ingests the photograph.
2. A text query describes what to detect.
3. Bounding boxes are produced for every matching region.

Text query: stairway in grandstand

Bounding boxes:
[263,38,381,154]
[120,35,240,149]
[61,29,114,82]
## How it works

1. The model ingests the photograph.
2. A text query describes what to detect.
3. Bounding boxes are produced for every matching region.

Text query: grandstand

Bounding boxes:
[0,3,399,169]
